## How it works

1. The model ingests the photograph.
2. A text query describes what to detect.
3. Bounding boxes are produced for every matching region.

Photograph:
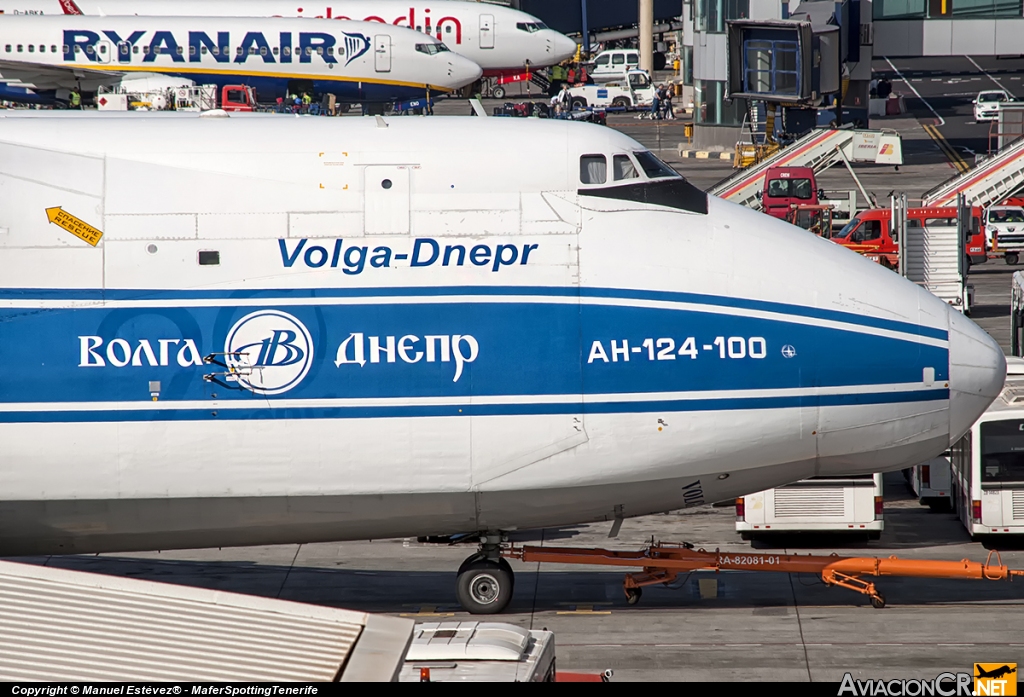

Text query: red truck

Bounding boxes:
[758,166,820,219]
[831,205,987,269]
[173,84,258,112]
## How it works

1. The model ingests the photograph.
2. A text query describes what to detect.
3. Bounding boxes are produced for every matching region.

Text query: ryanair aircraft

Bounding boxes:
[0,0,578,76]
[0,14,482,102]
[0,113,1006,614]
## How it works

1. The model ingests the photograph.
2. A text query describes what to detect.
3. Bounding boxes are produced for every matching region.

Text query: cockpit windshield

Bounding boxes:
[633,150,679,179]
[834,216,862,239]
[516,22,548,33]
[415,43,450,55]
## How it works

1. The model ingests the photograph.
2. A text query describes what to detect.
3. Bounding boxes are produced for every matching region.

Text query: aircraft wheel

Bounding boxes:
[456,559,513,614]
[871,595,886,609]
[492,85,506,100]
[1006,252,1019,265]
[625,587,642,605]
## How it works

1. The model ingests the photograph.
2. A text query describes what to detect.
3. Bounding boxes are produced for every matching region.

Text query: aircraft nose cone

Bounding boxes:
[948,307,1006,444]
[550,32,578,62]
[450,55,483,88]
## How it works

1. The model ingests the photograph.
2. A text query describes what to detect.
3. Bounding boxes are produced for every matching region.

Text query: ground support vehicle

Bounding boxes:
[787,204,833,236]
[566,70,655,110]
[983,205,1024,265]
[831,199,983,313]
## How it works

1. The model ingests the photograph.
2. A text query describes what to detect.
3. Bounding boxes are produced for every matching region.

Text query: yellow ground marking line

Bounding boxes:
[923,123,970,174]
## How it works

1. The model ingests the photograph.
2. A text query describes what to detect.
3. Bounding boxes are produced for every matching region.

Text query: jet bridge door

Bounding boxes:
[363,165,409,234]
[479,14,494,49]
[374,35,391,72]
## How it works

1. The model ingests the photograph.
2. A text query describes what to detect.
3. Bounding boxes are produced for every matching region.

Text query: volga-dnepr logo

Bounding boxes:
[224,310,313,395]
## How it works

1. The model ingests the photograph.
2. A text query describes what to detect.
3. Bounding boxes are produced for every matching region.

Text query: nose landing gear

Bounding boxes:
[455,533,515,614]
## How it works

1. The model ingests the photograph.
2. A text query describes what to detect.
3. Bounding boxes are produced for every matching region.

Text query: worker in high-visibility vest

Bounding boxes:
[69,89,81,109]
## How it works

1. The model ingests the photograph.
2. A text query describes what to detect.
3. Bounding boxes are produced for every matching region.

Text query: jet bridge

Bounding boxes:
[923,136,1024,209]
[708,127,903,211]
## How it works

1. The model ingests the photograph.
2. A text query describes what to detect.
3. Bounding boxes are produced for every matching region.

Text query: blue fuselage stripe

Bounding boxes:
[0,390,950,423]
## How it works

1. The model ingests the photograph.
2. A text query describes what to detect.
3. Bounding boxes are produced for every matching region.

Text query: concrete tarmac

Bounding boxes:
[15,470,1024,681]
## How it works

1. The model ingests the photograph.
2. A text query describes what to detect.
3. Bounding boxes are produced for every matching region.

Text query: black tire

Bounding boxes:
[492,85,506,100]
[571,97,587,109]
[871,595,886,609]
[625,587,642,605]
[1006,252,1020,266]
[456,560,514,614]
[612,97,630,108]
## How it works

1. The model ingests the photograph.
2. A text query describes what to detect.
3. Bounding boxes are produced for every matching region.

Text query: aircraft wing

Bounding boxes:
[0,59,123,91]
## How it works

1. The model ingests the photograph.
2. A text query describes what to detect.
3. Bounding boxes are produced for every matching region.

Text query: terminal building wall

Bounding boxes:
[875,18,1024,54]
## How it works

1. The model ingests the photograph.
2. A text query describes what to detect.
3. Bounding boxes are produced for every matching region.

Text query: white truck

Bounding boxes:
[567,70,656,110]
[984,205,1024,265]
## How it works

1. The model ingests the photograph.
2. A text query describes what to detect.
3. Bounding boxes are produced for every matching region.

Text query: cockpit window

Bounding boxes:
[580,154,607,184]
[415,43,448,55]
[516,22,547,33]
[614,154,639,181]
[633,151,679,179]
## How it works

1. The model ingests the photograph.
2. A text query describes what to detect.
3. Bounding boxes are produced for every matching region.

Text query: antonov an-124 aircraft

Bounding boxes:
[0,112,1006,613]
[0,14,482,103]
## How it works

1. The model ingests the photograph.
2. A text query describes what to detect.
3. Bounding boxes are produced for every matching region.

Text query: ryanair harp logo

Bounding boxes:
[341,32,370,66]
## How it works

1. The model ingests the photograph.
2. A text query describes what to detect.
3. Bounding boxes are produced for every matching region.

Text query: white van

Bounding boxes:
[590,49,640,83]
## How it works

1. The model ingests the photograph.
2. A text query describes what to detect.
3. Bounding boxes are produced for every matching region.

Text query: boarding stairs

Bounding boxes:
[923,135,1024,208]
[708,127,903,210]
[530,71,551,92]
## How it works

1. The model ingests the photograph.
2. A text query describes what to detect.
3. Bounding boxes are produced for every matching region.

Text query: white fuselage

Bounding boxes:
[0,0,577,73]
[0,14,482,99]
[0,114,1005,556]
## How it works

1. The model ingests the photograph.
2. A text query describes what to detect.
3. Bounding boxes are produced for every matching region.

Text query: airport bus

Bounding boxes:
[903,454,953,512]
[735,474,884,541]
[951,360,1024,538]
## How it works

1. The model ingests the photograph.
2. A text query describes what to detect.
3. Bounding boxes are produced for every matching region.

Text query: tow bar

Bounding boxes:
[504,542,1024,608]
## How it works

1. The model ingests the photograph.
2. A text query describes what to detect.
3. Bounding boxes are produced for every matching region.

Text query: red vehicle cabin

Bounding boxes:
[831,206,987,268]
[759,166,819,219]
